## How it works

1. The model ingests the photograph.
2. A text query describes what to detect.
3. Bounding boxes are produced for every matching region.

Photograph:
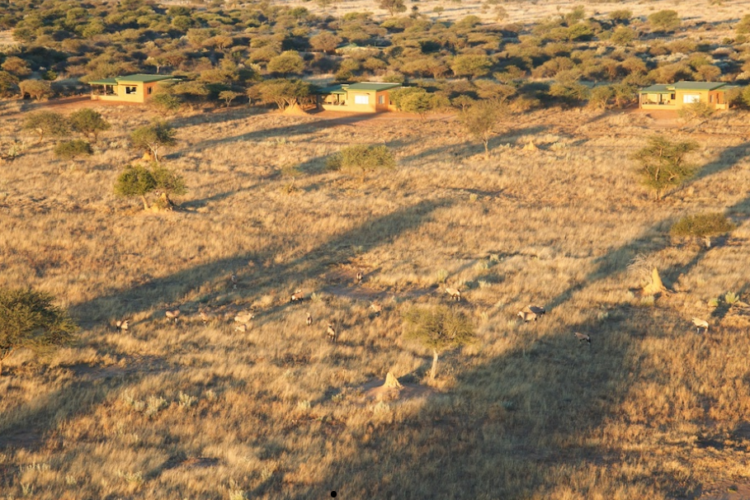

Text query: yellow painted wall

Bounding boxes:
[91,81,162,103]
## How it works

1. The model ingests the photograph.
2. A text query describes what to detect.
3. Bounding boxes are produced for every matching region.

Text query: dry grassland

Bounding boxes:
[1,97,750,499]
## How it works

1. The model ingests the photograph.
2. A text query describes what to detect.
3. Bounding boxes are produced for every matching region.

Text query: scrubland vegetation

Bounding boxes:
[2,0,750,499]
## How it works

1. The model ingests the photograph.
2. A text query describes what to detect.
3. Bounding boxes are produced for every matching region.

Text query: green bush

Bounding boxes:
[115,163,186,210]
[54,140,93,159]
[648,10,681,33]
[670,213,735,238]
[327,144,395,182]
[0,288,77,374]
[678,101,715,121]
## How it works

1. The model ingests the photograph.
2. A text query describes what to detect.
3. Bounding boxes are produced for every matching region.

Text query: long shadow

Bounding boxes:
[0,355,169,453]
[178,112,382,155]
[399,125,549,164]
[282,144,750,499]
[70,198,454,325]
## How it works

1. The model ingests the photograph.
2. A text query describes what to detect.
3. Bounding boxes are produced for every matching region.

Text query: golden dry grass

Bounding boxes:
[1,94,750,499]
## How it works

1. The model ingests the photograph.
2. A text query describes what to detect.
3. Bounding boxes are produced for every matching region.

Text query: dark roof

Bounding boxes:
[346,82,401,92]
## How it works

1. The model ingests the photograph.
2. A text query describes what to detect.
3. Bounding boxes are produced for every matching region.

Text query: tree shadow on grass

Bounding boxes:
[177,112,383,155]
[281,147,750,500]
[70,198,455,325]
[0,355,169,454]
[398,125,549,164]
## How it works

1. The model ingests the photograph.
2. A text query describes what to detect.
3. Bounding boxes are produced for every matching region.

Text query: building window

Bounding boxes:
[125,86,137,95]
[378,94,385,105]
[683,94,700,104]
[148,87,153,95]
[354,94,369,105]
[670,93,675,100]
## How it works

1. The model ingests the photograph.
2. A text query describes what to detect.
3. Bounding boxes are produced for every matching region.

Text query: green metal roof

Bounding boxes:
[88,77,118,85]
[671,81,726,91]
[641,81,728,93]
[346,82,401,92]
[316,84,348,95]
[116,74,174,83]
[88,74,174,85]
[640,84,671,93]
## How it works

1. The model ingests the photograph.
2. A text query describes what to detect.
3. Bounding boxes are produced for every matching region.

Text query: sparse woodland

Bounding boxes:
[2,0,750,499]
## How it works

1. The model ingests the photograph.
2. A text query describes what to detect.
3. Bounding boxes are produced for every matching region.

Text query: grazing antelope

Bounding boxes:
[290,289,305,303]
[574,332,591,345]
[234,311,255,324]
[445,287,462,301]
[116,319,129,333]
[370,302,383,316]
[692,318,709,334]
[166,309,180,324]
[356,271,363,284]
[306,312,312,327]
[231,273,237,290]
[235,324,247,333]
[518,305,546,322]
[199,310,213,325]
[326,323,337,343]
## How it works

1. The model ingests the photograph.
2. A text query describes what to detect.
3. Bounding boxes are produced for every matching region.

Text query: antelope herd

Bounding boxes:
[112,266,722,350]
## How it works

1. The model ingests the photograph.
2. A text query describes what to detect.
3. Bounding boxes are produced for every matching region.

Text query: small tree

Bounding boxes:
[648,10,681,33]
[54,140,93,159]
[150,92,182,113]
[310,32,342,53]
[459,100,508,159]
[130,121,177,163]
[19,79,52,100]
[670,212,735,248]
[403,306,475,380]
[69,108,111,143]
[451,54,492,80]
[632,136,698,200]
[0,71,19,97]
[218,90,241,107]
[256,79,311,111]
[114,163,186,210]
[0,288,77,375]
[327,144,396,182]
[379,0,406,16]
[22,111,69,143]
[267,51,305,76]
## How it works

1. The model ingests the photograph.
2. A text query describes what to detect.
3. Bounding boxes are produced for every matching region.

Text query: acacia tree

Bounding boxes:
[69,108,111,143]
[0,288,77,375]
[310,32,342,53]
[403,306,475,380]
[256,79,311,111]
[19,79,52,100]
[130,121,177,162]
[451,55,492,80]
[267,51,305,76]
[22,111,69,143]
[218,90,241,107]
[632,135,698,200]
[459,100,508,159]
[378,0,406,16]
